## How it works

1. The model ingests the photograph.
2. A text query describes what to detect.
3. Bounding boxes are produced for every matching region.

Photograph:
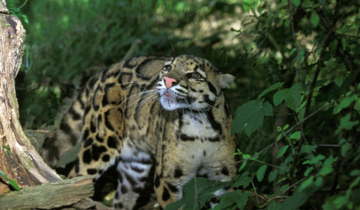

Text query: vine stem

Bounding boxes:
[18,0,28,9]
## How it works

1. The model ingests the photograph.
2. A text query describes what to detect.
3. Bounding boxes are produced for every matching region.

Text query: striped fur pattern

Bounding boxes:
[42,55,237,209]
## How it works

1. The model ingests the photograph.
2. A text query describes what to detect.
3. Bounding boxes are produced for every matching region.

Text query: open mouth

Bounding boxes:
[163,90,175,99]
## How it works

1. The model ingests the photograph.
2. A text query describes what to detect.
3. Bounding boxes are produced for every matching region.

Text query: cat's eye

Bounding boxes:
[164,65,172,71]
[191,72,201,80]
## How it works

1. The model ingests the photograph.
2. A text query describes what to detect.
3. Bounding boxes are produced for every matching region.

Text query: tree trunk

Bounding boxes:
[0,0,62,192]
[0,4,110,209]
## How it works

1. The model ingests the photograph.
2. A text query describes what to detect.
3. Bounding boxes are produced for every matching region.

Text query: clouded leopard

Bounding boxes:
[42,55,238,209]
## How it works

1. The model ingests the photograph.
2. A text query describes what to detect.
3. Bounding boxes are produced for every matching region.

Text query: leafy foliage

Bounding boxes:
[6,0,28,23]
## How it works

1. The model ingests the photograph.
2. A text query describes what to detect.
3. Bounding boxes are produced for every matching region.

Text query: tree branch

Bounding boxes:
[0,175,110,209]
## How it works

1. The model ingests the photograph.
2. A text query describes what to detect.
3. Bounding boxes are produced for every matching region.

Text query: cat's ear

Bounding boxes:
[217,74,235,89]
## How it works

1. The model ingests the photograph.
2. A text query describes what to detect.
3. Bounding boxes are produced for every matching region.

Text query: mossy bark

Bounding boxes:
[0,4,62,190]
[0,175,112,210]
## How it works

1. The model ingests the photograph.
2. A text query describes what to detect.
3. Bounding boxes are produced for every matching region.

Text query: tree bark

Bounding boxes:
[0,3,62,190]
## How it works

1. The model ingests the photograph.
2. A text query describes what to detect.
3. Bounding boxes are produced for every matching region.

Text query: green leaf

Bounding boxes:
[280,183,289,192]
[165,177,232,210]
[284,19,291,28]
[303,154,325,165]
[268,169,278,182]
[242,3,250,12]
[281,185,321,210]
[318,155,334,176]
[310,12,319,27]
[289,48,297,56]
[315,176,323,187]
[273,84,303,111]
[268,200,283,210]
[273,89,287,106]
[276,145,289,158]
[333,94,357,114]
[22,15,29,24]
[215,190,252,210]
[300,145,316,154]
[290,131,301,140]
[215,191,239,210]
[3,145,11,156]
[322,195,342,210]
[316,82,343,103]
[232,173,252,189]
[304,166,314,176]
[236,191,253,210]
[292,0,300,7]
[258,82,284,98]
[0,170,21,191]
[238,161,247,172]
[341,143,351,157]
[350,169,360,176]
[231,100,273,137]
[339,113,359,130]
[300,176,314,190]
[256,165,267,182]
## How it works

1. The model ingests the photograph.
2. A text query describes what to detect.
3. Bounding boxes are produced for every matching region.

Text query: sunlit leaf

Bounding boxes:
[22,15,29,24]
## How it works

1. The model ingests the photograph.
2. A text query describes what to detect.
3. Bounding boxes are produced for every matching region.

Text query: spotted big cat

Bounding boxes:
[42,55,238,209]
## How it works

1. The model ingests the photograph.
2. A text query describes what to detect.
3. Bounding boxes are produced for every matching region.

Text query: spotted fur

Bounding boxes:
[42,55,237,209]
